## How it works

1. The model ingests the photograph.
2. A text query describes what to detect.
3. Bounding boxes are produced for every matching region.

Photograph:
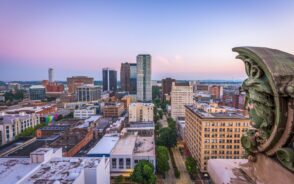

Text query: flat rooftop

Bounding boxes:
[111,135,137,155]
[0,158,39,184]
[22,157,101,184]
[185,105,248,119]
[134,136,155,157]
[87,135,119,156]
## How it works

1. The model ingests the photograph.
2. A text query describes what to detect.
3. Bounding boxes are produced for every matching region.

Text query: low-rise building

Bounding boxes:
[128,103,154,122]
[50,128,93,157]
[87,134,120,157]
[0,113,40,145]
[110,133,156,175]
[184,103,250,172]
[103,102,124,118]
[36,125,70,138]
[74,105,99,119]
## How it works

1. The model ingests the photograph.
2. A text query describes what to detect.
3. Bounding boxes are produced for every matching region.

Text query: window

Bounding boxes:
[126,158,131,169]
[112,158,117,169]
[119,158,124,169]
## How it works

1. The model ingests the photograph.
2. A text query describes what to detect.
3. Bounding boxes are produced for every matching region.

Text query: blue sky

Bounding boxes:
[0,0,294,81]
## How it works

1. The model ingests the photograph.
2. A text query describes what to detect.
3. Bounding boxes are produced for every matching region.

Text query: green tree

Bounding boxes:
[156,127,177,148]
[130,160,156,184]
[156,146,170,176]
[185,156,198,179]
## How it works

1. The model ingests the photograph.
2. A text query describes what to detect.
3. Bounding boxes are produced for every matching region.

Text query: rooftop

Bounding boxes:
[111,134,137,155]
[22,157,101,184]
[185,105,248,119]
[0,114,34,124]
[134,136,155,157]
[29,85,45,89]
[87,134,119,156]
[0,158,39,184]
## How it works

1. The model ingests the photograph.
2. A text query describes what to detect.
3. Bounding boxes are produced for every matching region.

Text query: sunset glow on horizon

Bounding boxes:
[1,0,294,81]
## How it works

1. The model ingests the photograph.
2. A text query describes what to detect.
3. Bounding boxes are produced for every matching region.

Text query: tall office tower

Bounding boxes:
[162,78,176,101]
[120,63,137,94]
[67,76,94,94]
[129,63,137,94]
[102,68,117,92]
[136,54,151,102]
[48,68,54,83]
[120,63,130,91]
[184,103,250,172]
[171,82,193,119]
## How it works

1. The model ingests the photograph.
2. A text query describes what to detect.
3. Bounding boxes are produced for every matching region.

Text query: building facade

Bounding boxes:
[209,85,223,99]
[67,76,94,94]
[103,102,124,118]
[103,68,117,92]
[48,68,54,82]
[29,85,46,100]
[136,54,152,102]
[76,85,101,102]
[128,103,154,122]
[162,78,176,101]
[171,82,193,119]
[184,104,250,172]
[120,63,137,94]
[0,113,41,145]
[120,62,130,92]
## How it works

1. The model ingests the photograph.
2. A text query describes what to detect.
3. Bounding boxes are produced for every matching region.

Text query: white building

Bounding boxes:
[0,113,40,145]
[128,103,154,122]
[76,85,101,102]
[136,54,152,102]
[0,148,62,184]
[171,82,193,119]
[110,132,155,175]
[74,105,98,119]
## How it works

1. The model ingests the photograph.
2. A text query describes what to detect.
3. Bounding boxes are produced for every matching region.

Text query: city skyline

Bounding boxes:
[1,0,294,81]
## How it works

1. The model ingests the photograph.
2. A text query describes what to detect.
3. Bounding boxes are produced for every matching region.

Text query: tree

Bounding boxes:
[130,160,156,184]
[156,146,170,176]
[156,127,177,148]
[185,156,198,179]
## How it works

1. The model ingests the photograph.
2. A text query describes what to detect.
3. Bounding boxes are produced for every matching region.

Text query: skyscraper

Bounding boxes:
[136,54,152,102]
[162,77,176,101]
[129,63,137,94]
[120,63,130,91]
[48,68,54,82]
[120,63,137,94]
[102,68,117,92]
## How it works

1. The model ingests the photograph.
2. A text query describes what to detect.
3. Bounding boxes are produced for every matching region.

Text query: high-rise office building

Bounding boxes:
[129,63,137,94]
[171,82,193,119]
[136,54,151,102]
[184,103,250,172]
[48,68,54,83]
[102,68,117,92]
[120,63,137,94]
[120,63,130,91]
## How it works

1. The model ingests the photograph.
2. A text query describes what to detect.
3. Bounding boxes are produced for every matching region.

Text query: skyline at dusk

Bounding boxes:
[1,0,294,81]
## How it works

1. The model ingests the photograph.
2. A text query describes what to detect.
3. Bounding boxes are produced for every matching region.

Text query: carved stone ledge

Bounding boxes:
[233,47,294,171]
